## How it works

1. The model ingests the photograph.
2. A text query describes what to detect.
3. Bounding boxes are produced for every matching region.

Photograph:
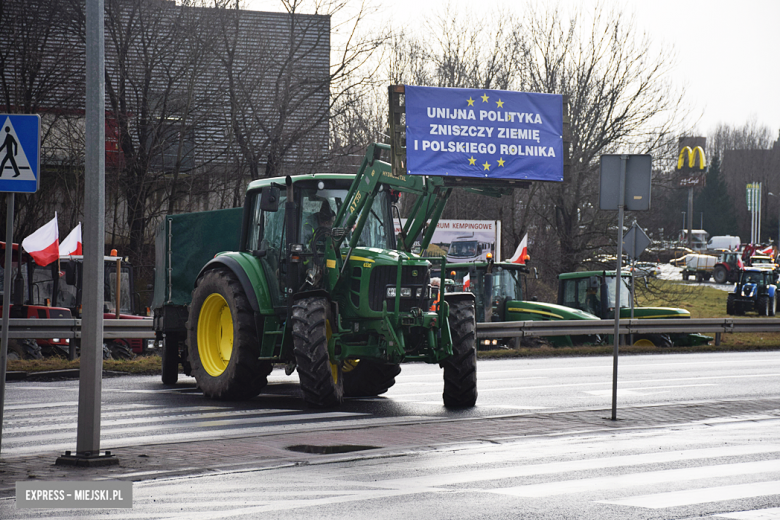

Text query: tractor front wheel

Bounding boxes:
[632,334,673,348]
[441,299,478,408]
[713,266,728,284]
[758,296,771,316]
[726,294,736,315]
[187,269,272,400]
[292,297,344,408]
[343,360,401,397]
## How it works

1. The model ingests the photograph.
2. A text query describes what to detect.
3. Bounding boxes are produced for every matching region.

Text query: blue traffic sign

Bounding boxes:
[0,114,40,193]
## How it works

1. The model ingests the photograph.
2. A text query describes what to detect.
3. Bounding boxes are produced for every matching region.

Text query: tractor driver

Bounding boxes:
[585,286,601,316]
[303,200,336,251]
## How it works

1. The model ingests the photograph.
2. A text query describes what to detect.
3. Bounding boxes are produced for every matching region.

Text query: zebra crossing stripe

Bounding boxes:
[599,480,780,509]
[485,459,780,498]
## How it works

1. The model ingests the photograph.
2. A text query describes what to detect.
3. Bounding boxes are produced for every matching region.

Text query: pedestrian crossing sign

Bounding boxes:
[0,114,40,193]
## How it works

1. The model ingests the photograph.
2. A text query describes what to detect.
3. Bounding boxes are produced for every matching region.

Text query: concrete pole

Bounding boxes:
[75,0,106,458]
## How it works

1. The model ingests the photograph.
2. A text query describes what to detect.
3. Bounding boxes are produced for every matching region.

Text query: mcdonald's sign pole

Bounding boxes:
[676,145,706,246]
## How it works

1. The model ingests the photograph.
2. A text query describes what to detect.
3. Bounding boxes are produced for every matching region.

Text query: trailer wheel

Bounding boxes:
[726,294,736,315]
[713,266,727,284]
[441,299,477,408]
[187,269,272,400]
[681,272,689,281]
[292,297,343,408]
[161,333,180,385]
[343,360,401,397]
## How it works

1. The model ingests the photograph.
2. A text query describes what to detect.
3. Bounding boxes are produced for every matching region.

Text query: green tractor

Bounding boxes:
[443,260,600,348]
[182,143,525,408]
[557,270,711,347]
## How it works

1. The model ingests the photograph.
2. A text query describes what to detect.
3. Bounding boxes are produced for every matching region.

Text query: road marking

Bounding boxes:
[599,480,780,509]
[715,507,780,519]
[483,459,780,497]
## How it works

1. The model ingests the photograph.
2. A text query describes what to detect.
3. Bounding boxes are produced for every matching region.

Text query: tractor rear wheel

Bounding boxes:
[7,339,42,360]
[161,333,180,385]
[343,360,401,397]
[713,266,728,284]
[292,297,344,408]
[441,299,477,408]
[187,269,272,400]
[107,340,135,360]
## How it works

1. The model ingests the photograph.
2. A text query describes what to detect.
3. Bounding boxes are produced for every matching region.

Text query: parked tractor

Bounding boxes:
[557,270,711,347]
[726,268,777,316]
[443,259,600,348]
[171,144,523,408]
[712,251,742,284]
[0,241,72,359]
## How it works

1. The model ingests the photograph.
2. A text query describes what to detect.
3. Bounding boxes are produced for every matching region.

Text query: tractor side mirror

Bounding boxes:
[260,186,280,212]
[589,276,600,289]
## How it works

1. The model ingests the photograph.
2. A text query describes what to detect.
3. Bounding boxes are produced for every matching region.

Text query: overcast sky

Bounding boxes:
[245,0,780,137]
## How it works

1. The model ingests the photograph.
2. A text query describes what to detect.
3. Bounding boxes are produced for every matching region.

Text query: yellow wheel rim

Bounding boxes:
[633,338,655,347]
[198,293,233,377]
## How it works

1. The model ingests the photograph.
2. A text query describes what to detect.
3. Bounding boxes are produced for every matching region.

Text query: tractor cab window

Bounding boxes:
[605,275,632,309]
[493,268,521,300]
[561,278,591,314]
[106,266,133,314]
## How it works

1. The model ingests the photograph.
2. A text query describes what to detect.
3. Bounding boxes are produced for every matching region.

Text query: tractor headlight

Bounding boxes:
[416,287,423,298]
[386,287,396,298]
[400,287,412,298]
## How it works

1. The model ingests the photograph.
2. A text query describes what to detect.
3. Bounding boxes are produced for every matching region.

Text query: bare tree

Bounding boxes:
[0,0,85,239]
[511,5,687,277]
[218,0,388,179]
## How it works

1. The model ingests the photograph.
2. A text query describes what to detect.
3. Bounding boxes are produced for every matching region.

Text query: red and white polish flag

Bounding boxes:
[463,272,471,290]
[22,213,60,266]
[60,223,82,256]
[509,233,530,264]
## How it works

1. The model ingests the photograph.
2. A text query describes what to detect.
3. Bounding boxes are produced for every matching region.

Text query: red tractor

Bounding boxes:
[713,251,742,284]
[0,242,73,359]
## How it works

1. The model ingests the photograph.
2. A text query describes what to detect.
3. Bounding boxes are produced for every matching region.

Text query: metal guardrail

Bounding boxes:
[477,318,780,339]
[0,318,156,340]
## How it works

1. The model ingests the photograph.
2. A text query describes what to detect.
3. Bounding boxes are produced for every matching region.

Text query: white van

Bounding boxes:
[707,235,741,251]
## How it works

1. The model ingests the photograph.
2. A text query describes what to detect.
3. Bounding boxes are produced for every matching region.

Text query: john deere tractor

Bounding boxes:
[183,143,523,408]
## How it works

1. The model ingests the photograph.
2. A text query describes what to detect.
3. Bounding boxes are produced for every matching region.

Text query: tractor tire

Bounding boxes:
[187,269,272,400]
[726,294,737,315]
[161,333,180,385]
[758,296,771,316]
[7,339,42,360]
[632,334,673,348]
[441,299,477,408]
[107,340,135,360]
[771,296,777,317]
[292,297,344,408]
[343,360,401,397]
[713,266,728,284]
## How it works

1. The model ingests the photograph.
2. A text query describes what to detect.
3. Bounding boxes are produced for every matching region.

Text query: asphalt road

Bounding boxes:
[1,351,779,518]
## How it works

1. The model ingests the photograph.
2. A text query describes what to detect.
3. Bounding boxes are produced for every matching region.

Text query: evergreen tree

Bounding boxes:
[694,155,739,237]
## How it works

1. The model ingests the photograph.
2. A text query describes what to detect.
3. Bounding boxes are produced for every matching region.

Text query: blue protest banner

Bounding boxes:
[405,86,563,182]
[0,114,40,193]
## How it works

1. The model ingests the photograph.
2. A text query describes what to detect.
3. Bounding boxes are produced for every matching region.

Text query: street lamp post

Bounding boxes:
[769,192,780,247]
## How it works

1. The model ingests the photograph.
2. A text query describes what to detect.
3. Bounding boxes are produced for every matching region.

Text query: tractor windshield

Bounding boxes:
[493,268,522,300]
[605,275,633,309]
[300,187,392,251]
